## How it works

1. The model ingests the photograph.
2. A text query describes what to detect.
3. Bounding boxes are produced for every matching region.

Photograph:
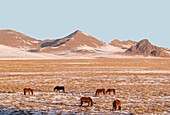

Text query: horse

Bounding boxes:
[106,88,116,95]
[95,89,105,96]
[54,86,65,92]
[112,100,121,111]
[80,97,93,106]
[23,88,33,95]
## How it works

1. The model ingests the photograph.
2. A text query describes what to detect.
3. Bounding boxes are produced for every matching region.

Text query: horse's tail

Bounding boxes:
[90,98,93,106]
[103,89,106,95]
[112,101,116,111]
[54,88,56,91]
[80,98,83,106]
[106,89,108,94]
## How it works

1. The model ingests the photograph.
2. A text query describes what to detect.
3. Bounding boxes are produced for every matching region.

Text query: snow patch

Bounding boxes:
[31,41,40,43]
[82,32,89,36]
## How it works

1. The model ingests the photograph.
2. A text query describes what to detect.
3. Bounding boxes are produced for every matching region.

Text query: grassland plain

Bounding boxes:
[0,58,170,114]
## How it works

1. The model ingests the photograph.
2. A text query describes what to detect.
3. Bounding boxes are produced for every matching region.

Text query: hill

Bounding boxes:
[126,39,170,57]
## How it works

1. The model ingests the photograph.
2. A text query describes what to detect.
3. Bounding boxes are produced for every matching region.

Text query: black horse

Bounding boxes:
[54,86,65,92]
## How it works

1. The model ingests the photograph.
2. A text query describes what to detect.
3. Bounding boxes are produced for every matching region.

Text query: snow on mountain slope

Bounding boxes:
[74,44,126,53]
[0,45,58,59]
[39,30,105,53]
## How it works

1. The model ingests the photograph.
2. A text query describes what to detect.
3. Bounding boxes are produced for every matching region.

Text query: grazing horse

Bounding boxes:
[106,88,116,95]
[80,97,93,106]
[112,100,121,111]
[95,89,105,96]
[54,86,65,92]
[23,88,33,95]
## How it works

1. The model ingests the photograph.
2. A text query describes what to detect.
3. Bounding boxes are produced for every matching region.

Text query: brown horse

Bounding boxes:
[80,97,93,106]
[95,89,105,96]
[106,88,116,95]
[23,88,33,95]
[112,100,121,111]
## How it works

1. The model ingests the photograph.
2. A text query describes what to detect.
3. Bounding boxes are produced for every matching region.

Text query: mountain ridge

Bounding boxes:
[126,39,170,57]
[0,29,169,57]
[0,29,41,50]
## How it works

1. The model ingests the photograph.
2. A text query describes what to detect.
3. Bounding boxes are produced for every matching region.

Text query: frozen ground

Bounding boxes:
[0,59,169,114]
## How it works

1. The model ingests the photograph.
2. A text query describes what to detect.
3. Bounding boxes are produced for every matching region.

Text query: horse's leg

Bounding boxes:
[112,105,116,111]
[95,92,97,96]
[80,101,83,106]
[24,91,26,95]
[118,105,121,110]
[115,106,117,111]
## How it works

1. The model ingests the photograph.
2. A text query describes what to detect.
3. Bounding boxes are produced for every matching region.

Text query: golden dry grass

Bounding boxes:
[0,58,170,114]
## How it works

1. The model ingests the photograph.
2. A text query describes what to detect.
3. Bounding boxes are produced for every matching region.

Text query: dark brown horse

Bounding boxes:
[80,97,93,106]
[23,88,33,95]
[106,88,116,95]
[54,86,65,92]
[112,100,121,111]
[95,89,105,96]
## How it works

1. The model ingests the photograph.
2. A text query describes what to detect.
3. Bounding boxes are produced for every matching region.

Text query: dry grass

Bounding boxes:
[0,58,170,114]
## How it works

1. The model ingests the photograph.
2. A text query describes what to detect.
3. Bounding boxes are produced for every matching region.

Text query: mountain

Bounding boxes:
[109,39,136,49]
[0,29,169,58]
[0,30,41,50]
[39,30,105,53]
[126,39,170,57]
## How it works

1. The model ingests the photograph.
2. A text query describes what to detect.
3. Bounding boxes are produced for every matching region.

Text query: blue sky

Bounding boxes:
[0,0,170,48]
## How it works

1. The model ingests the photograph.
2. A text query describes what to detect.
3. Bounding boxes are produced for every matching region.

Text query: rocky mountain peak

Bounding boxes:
[126,39,170,57]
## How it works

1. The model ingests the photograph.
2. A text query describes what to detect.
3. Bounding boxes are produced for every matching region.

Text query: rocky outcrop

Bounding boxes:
[126,39,170,57]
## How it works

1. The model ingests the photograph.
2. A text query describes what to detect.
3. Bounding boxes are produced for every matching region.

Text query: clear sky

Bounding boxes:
[0,0,170,48]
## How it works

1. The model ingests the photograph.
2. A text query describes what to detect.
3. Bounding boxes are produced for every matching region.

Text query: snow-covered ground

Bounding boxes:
[0,75,169,114]
[0,44,58,59]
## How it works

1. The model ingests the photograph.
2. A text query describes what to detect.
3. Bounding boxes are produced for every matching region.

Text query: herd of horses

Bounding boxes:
[23,86,121,111]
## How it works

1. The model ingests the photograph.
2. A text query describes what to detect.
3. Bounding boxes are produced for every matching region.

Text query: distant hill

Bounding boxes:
[0,30,41,50]
[109,39,136,49]
[126,39,170,57]
[39,30,105,53]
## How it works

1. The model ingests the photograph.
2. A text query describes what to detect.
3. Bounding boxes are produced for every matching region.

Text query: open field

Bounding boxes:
[0,58,170,114]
